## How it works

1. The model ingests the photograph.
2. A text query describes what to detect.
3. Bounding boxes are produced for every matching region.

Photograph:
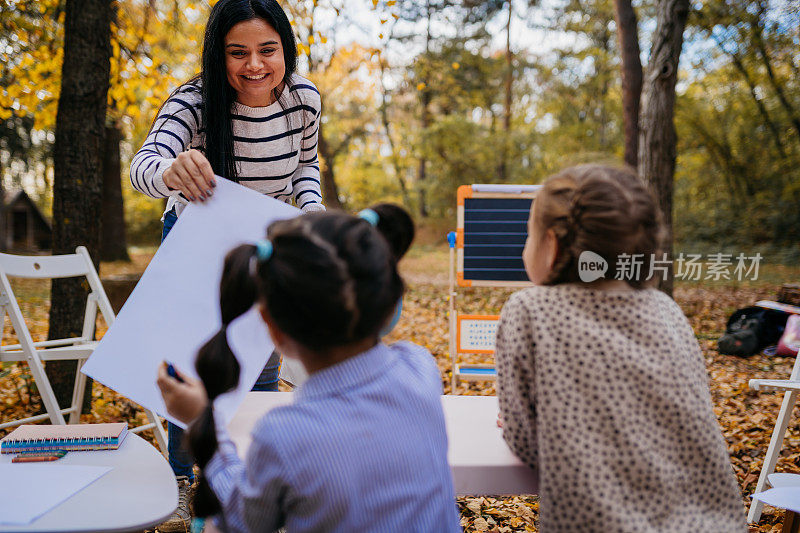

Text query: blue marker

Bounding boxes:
[166,362,185,383]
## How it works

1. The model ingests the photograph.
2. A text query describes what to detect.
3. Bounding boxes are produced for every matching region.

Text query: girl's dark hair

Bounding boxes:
[200,0,298,181]
[258,209,408,350]
[369,203,415,260]
[535,164,665,289]
[188,204,414,517]
[186,245,256,517]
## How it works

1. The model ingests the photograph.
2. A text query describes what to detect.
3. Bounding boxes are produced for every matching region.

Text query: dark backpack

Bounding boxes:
[718,306,787,357]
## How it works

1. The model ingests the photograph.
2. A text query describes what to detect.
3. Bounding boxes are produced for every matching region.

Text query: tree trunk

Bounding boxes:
[614,0,643,168]
[416,133,428,218]
[637,0,690,296]
[379,61,412,207]
[752,25,800,140]
[498,1,513,182]
[317,122,343,209]
[723,45,788,158]
[47,0,111,409]
[0,157,5,251]
[306,5,344,211]
[416,1,433,219]
[100,121,129,261]
[597,26,613,149]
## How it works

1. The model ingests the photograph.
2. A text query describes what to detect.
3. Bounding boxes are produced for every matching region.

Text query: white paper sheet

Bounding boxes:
[768,472,800,488]
[216,306,275,424]
[225,305,307,395]
[81,179,299,427]
[0,464,112,525]
[752,486,800,513]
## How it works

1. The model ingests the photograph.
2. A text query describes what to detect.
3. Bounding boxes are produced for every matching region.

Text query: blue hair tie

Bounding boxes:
[358,208,379,226]
[255,239,273,261]
[379,297,403,337]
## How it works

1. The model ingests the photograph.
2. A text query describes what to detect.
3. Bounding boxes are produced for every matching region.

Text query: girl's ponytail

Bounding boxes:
[187,329,240,517]
[187,244,257,517]
[369,203,415,261]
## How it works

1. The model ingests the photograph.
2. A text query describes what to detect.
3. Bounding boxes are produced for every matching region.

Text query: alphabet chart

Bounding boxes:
[457,315,500,354]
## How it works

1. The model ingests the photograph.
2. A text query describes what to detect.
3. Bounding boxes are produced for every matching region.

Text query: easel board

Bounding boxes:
[456,184,540,287]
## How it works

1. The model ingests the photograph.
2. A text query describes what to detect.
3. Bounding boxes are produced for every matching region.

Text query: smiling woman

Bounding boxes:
[130,0,323,215]
[128,1,324,531]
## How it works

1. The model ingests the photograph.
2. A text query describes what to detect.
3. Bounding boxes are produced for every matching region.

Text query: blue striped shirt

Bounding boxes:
[130,73,324,216]
[205,341,461,532]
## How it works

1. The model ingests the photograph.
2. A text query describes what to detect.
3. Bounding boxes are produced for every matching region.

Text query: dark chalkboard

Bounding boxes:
[461,197,532,283]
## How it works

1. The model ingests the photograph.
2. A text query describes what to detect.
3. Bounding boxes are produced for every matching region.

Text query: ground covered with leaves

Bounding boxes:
[0,249,798,532]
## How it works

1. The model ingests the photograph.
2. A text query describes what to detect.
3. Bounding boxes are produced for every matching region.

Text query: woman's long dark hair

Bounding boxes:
[201,0,298,181]
[188,204,415,517]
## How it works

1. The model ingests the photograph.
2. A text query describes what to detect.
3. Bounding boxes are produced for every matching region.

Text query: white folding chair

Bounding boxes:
[747,301,800,523]
[0,246,168,454]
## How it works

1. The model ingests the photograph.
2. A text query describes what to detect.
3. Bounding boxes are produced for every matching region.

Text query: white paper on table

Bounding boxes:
[752,486,800,513]
[81,179,298,427]
[0,464,112,525]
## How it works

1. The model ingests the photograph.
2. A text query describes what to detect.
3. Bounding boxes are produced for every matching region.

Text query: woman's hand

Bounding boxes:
[156,362,209,424]
[162,149,216,202]
[496,413,504,428]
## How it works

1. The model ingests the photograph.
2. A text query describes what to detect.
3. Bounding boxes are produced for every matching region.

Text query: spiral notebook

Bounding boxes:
[0,423,127,453]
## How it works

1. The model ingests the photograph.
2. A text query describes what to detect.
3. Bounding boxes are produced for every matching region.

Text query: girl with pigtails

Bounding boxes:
[494,165,747,532]
[157,204,461,533]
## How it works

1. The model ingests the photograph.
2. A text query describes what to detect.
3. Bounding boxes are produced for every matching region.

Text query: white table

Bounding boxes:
[0,433,177,533]
[228,392,539,495]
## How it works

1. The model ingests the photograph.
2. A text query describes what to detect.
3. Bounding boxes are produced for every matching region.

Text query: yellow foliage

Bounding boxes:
[110,85,126,102]
[126,104,140,119]
[2,0,208,147]
[6,85,20,100]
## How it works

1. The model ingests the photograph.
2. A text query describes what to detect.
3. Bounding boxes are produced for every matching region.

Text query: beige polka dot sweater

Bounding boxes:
[495,285,747,532]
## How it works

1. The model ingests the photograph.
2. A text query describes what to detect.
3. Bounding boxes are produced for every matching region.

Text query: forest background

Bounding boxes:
[2,1,800,531]
[1,0,799,263]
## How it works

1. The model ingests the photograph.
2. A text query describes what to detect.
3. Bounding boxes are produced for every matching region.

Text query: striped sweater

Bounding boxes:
[130,73,324,216]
